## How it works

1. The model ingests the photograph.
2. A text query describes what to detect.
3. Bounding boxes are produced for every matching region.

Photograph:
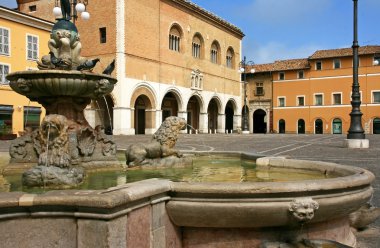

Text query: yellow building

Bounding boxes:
[250,46,380,134]
[0,6,53,137]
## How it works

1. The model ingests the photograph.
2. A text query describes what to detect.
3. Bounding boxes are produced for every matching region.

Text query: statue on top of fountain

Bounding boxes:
[37,2,97,71]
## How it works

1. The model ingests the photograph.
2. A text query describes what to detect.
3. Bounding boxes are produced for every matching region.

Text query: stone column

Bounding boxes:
[113,107,133,135]
[178,111,188,134]
[234,114,242,133]
[199,112,208,133]
[217,113,225,133]
[248,108,253,133]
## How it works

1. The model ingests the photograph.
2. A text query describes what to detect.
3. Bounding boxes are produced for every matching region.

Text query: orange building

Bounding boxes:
[0,6,52,137]
[250,46,380,135]
[17,0,244,135]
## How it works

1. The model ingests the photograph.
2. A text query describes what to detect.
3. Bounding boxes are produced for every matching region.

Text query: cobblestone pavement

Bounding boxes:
[1,134,379,247]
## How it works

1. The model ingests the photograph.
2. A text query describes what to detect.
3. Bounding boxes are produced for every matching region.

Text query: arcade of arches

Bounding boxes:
[94,89,241,135]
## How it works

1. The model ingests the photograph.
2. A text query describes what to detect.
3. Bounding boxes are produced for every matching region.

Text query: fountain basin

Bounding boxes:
[0,153,374,247]
[7,70,116,100]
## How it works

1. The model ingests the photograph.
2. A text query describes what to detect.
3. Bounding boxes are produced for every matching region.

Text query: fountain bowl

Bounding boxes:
[7,70,117,100]
[0,153,374,247]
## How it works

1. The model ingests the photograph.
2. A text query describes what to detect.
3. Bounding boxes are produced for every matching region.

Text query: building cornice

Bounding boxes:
[0,6,54,32]
[167,0,244,39]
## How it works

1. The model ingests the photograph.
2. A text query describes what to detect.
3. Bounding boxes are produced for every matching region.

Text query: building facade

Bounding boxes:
[0,6,52,136]
[18,0,244,135]
[250,46,380,135]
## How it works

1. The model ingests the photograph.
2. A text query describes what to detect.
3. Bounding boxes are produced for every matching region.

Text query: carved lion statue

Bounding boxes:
[125,116,187,167]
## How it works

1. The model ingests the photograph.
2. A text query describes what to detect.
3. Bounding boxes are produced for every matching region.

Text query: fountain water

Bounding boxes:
[0,3,377,248]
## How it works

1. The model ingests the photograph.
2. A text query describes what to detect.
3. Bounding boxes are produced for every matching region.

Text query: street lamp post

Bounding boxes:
[239,56,255,134]
[53,0,90,22]
[345,0,369,148]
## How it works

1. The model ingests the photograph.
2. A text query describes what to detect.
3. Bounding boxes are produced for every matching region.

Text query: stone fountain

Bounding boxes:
[6,18,117,188]
[0,4,378,248]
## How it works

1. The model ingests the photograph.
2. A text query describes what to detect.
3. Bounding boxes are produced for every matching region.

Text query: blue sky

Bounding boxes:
[2,0,380,64]
[192,0,380,63]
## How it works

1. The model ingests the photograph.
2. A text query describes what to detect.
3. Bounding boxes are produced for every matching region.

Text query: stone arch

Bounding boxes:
[225,99,237,133]
[186,93,204,133]
[253,109,267,133]
[161,87,184,111]
[207,96,221,133]
[130,85,157,109]
[130,85,157,134]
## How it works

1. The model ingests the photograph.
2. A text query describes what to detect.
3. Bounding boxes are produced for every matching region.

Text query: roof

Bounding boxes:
[173,0,244,38]
[250,58,310,73]
[309,45,380,59]
[0,5,54,31]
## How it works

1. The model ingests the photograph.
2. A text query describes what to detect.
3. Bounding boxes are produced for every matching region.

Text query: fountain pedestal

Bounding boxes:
[6,70,118,188]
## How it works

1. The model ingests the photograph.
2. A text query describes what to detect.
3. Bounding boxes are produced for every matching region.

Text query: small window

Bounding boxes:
[297,96,305,106]
[210,41,219,64]
[316,61,322,70]
[0,64,9,85]
[29,5,37,12]
[27,34,38,60]
[279,72,285,80]
[169,26,181,52]
[373,92,380,103]
[333,93,342,105]
[278,97,285,107]
[333,59,341,69]
[255,82,264,96]
[0,28,10,55]
[226,48,234,68]
[99,27,106,43]
[298,70,304,79]
[315,94,323,106]
[192,35,202,59]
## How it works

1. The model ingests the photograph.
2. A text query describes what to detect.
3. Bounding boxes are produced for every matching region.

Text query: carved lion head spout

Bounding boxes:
[289,197,319,223]
[40,114,69,145]
[37,114,71,168]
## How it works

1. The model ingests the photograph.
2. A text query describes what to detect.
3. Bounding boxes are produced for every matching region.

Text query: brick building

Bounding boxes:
[17,0,244,135]
[248,46,380,134]
[0,6,52,136]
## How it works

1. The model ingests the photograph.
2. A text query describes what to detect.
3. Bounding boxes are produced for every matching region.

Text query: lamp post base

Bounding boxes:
[343,139,369,149]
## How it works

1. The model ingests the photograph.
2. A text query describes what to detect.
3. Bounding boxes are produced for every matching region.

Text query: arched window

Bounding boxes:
[332,118,342,134]
[210,41,220,64]
[226,47,234,68]
[169,26,181,52]
[192,34,203,59]
[279,119,285,133]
